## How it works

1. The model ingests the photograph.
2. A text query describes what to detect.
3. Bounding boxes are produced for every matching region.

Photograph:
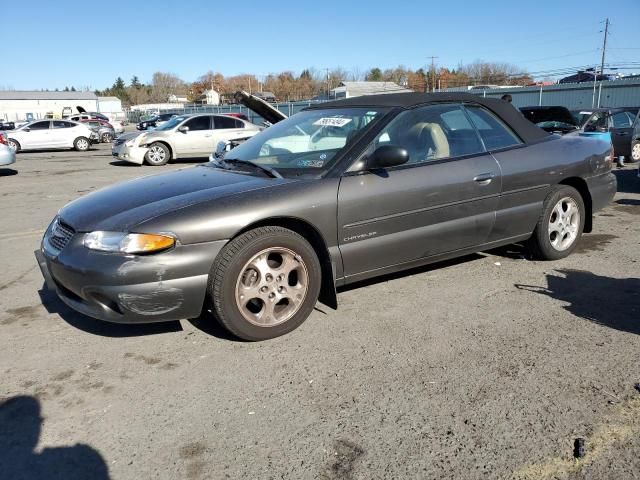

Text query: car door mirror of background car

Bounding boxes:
[178,126,189,133]
[23,127,31,132]
[368,145,409,169]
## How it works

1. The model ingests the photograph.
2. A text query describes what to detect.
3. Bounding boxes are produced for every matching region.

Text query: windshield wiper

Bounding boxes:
[222,159,283,179]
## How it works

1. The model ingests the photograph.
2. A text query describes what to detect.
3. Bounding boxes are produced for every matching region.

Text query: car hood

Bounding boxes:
[59,165,292,232]
[234,90,287,124]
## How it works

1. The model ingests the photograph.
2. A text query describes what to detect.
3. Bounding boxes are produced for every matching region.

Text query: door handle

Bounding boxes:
[473,173,495,185]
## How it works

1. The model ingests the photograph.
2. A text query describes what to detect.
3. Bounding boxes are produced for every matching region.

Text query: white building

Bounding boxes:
[0,91,100,122]
[97,96,124,119]
[168,94,188,103]
[329,81,413,99]
[199,89,220,105]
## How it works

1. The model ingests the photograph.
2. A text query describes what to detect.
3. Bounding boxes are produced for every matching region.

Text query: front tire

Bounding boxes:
[144,142,170,166]
[74,136,90,151]
[630,140,640,163]
[101,132,113,143]
[527,185,585,260]
[209,226,322,341]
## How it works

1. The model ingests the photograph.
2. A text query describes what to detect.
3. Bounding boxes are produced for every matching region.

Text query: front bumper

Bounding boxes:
[111,142,148,164]
[35,233,227,324]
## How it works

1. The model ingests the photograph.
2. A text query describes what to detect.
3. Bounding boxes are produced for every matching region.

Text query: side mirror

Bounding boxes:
[178,125,189,133]
[368,145,409,169]
[23,127,30,132]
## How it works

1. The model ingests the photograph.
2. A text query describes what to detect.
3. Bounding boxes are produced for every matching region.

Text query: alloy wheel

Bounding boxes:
[234,247,309,327]
[148,145,166,163]
[548,196,580,251]
[632,143,640,162]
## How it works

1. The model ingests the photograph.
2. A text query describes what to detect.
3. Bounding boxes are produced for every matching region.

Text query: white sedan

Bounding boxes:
[6,120,98,152]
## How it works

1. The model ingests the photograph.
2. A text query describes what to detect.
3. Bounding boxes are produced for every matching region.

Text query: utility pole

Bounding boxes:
[428,56,438,92]
[325,68,330,99]
[600,18,609,77]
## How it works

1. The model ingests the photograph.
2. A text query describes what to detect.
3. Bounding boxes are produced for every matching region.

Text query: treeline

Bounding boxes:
[96,61,533,106]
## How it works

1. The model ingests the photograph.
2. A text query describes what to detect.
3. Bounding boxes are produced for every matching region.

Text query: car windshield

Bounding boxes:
[220,108,387,177]
[155,116,187,131]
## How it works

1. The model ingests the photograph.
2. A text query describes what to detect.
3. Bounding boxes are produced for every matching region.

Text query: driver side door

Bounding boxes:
[337,103,503,281]
[21,121,51,148]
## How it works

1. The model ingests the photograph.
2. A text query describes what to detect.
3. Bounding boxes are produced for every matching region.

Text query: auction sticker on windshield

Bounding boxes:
[313,118,352,127]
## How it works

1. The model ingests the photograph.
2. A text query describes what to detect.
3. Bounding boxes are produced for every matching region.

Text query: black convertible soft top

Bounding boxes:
[307,92,550,144]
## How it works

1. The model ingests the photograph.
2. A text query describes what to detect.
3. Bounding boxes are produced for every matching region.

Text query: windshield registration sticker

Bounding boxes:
[313,117,352,127]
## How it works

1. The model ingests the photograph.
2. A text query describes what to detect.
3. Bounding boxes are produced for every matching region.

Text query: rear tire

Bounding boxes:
[209,226,322,341]
[630,140,640,163]
[144,142,170,166]
[74,137,90,151]
[7,139,20,152]
[527,185,585,260]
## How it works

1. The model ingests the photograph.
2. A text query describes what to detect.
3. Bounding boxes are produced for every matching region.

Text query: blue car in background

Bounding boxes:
[574,107,640,161]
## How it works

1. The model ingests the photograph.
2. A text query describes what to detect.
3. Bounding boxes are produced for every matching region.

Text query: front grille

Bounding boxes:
[47,218,75,251]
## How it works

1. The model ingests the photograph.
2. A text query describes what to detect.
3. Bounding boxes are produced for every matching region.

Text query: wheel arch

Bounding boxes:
[234,216,338,310]
[558,177,592,233]
[7,138,20,151]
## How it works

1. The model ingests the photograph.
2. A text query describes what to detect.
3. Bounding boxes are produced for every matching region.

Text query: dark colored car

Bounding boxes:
[519,106,579,135]
[559,71,617,84]
[0,120,16,130]
[35,92,616,341]
[136,113,176,130]
[578,107,640,161]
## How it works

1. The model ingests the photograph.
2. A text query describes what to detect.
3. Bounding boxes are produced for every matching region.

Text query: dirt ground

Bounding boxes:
[1,143,639,480]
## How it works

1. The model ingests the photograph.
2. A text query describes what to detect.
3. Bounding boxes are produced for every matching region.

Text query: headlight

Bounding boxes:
[126,134,146,147]
[83,231,175,254]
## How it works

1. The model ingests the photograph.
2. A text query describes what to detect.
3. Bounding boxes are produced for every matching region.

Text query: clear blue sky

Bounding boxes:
[4,0,639,90]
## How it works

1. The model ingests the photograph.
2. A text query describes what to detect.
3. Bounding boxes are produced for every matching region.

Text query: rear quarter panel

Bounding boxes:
[489,135,611,241]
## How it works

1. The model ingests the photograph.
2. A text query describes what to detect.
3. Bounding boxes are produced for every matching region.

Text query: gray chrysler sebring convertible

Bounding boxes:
[35,93,616,340]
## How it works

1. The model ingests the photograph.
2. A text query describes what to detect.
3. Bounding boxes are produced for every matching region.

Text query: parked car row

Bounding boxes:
[520,105,640,162]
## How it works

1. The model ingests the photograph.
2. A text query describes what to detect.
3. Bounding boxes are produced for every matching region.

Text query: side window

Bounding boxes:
[234,119,245,128]
[52,121,71,129]
[584,112,608,132]
[29,121,50,130]
[371,103,485,165]
[214,116,238,129]
[184,116,211,131]
[465,105,522,150]
[611,111,634,128]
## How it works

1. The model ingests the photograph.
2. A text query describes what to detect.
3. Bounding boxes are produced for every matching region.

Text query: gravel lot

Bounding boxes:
[1,143,639,480]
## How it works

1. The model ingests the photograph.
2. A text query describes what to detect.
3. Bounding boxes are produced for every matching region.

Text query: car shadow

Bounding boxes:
[515,269,640,335]
[613,168,640,194]
[38,285,183,337]
[186,304,243,341]
[0,395,111,480]
[616,198,640,206]
[109,160,142,167]
[0,168,18,176]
